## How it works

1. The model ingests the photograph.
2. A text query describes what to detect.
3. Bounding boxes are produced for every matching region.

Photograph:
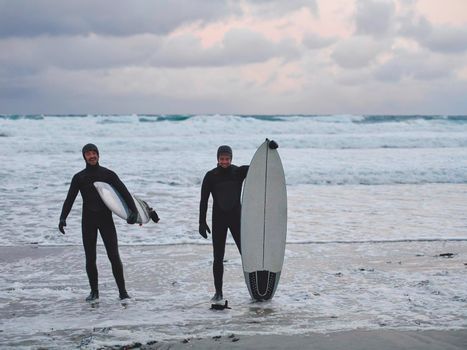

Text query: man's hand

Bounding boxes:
[268,140,279,149]
[58,220,66,235]
[149,209,160,223]
[127,211,138,224]
[199,222,211,239]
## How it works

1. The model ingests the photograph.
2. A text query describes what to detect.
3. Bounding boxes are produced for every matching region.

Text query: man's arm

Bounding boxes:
[198,173,212,238]
[58,175,79,234]
[238,165,249,182]
[60,175,79,221]
[199,173,211,224]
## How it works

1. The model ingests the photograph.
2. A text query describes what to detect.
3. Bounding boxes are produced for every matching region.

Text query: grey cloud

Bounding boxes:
[246,0,318,17]
[221,28,299,63]
[0,28,300,75]
[355,0,396,37]
[331,36,389,69]
[152,28,300,67]
[0,83,37,99]
[374,51,456,82]
[0,35,162,71]
[401,0,417,6]
[398,12,467,53]
[422,26,467,53]
[0,0,238,38]
[302,33,336,49]
[398,13,431,38]
[336,69,373,86]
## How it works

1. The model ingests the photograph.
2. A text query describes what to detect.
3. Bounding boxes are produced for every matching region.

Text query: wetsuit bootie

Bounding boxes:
[210,300,231,310]
[86,290,99,302]
[119,291,131,300]
[149,209,160,223]
[211,292,223,302]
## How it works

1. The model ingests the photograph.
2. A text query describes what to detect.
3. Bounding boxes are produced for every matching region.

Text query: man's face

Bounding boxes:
[84,150,99,165]
[218,154,232,168]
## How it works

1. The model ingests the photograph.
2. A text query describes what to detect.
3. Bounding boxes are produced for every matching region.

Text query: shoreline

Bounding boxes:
[2,235,467,248]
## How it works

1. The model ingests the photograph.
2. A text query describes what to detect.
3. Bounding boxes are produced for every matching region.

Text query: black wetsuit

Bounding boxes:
[199,165,249,294]
[59,163,137,294]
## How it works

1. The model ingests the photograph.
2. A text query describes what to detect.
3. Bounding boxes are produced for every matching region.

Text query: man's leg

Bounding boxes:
[228,210,241,254]
[212,215,228,299]
[99,211,128,298]
[82,213,99,295]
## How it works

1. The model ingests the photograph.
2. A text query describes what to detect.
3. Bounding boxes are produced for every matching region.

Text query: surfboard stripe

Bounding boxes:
[262,145,268,269]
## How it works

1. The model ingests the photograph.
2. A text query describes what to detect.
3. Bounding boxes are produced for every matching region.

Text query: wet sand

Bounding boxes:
[122,330,467,350]
[0,243,466,349]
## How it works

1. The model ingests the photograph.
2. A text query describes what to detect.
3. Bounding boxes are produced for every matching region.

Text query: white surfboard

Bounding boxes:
[241,139,287,301]
[93,182,151,225]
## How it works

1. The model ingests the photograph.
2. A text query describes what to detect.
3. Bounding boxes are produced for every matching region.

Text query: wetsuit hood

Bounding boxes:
[217,145,232,160]
[82,143,99,159]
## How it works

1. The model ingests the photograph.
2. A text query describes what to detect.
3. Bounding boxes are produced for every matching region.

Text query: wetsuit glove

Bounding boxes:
[199,222,211,239]
[127,211,138,224]
[58,219,66,235]
[149,209,160,223]
[268,140,279,149]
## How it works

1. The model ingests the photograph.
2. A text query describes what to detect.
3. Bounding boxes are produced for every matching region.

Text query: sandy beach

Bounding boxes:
[1,242,466,349]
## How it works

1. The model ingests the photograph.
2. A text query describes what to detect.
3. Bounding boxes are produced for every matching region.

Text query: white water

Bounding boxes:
[1,114,466,246]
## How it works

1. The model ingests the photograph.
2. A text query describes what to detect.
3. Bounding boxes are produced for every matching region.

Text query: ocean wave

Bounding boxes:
[95,115,138,124]
[356,115,467,124]
[1,114,466,124]
[288,179,467,186]
[138,114,290,122]
[284,169,467,186]
[139,115,192,122]
[2,114,466,248]
[242,115,292,121]
[135,114,467,124]
[0,114,467,129]
[0,114,44,120]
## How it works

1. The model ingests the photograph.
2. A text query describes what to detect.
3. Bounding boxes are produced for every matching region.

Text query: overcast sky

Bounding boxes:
[1,0,467,114]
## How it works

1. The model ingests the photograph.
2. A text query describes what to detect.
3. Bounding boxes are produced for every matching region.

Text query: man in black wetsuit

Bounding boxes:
[59,143,149,302]
[199,141,278,301]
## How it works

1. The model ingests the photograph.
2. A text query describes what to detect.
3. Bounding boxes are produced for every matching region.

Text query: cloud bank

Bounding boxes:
[0,0,466,114]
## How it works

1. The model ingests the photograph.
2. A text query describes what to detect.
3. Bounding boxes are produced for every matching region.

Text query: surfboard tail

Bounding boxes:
[245,270,281,301]
[133,196,151,224]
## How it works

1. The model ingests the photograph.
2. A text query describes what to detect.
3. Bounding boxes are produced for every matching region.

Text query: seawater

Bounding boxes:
[0,114,466,246]
[1,115,467,348]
